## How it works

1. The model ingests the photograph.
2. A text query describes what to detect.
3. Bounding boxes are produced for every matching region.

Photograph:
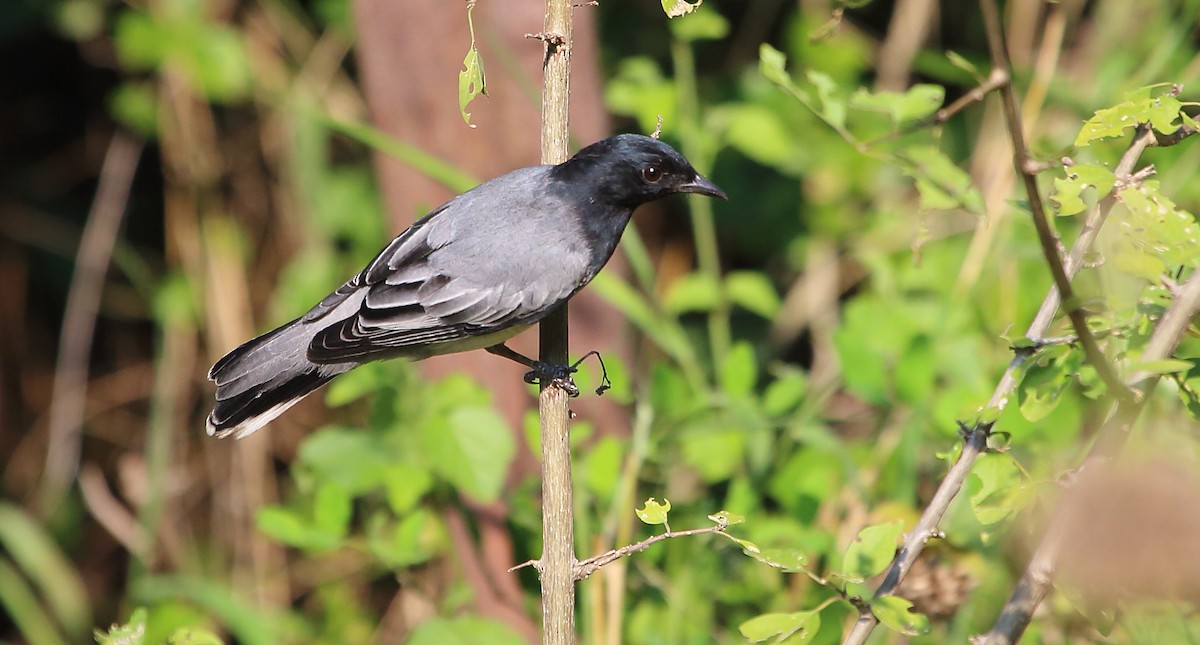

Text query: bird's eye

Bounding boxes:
[642,165,663,183]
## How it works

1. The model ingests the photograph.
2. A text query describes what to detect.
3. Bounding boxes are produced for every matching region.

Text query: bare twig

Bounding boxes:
[980,268,1200,644]
[574,520,730,581]
[979,0,1130,403]
[38,131,143,517]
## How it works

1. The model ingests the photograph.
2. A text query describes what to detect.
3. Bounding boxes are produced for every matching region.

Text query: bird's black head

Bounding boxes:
[552,134,726,209]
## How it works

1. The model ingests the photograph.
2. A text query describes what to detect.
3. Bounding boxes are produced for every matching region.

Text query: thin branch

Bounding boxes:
[536,0,576,642]
[38,131,143,517]
[979,0,1131,404]
[980,268,1200,644]
[873,66,1010,145]
[841,93,1170,645]
[574,522,729,581]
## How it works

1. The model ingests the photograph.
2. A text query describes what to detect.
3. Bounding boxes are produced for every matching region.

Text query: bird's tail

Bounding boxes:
[206,319,352,439]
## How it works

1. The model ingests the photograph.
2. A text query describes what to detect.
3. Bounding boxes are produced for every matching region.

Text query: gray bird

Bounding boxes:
[206,134,726,439]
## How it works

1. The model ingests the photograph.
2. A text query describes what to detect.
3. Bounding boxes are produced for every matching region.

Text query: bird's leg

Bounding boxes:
[485,343,581,396]
[570,350,612,395]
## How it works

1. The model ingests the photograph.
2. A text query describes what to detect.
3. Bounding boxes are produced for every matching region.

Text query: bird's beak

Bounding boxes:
[678,175,727,200]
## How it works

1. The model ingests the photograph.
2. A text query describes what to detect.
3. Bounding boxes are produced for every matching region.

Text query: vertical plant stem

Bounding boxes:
[670,38,730,373]
[39,132,142,517]
[131,320,191,582]
[538,0,575,642]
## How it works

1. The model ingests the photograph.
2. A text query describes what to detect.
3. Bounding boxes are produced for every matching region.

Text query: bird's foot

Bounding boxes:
[521,351,612,397]
[523,363,581,397]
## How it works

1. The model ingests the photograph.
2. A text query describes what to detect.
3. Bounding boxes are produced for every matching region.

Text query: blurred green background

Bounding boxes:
[5,0,1200,643]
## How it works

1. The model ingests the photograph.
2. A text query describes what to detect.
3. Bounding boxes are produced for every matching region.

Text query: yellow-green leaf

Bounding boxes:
[841,521,903,582]
[739,611,820,643]
[636,498,672,525]
[661,0,702,18]
[458,4,487,127]
[871,596,930,635]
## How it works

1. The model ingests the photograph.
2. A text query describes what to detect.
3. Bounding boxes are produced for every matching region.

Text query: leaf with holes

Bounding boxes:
[457,4,487,128]
[661,0,702,17]
[1052,164,1116,216]
[1075,101,1143,146]
[636,498,672,526]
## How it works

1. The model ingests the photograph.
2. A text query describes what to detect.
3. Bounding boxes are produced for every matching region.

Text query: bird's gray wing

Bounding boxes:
[303,204,575,363]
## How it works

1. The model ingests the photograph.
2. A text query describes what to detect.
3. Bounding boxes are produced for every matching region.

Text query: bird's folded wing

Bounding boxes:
[303,209,568,363]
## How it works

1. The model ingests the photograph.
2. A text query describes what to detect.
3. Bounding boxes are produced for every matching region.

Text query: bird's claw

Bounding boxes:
[524,362,581,397]
[521,351,611,397]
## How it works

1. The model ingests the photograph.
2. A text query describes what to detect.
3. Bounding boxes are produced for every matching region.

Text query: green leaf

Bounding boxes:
[946,50,982,80]
[1051,164,1116,216]
[720,104,796,168]
[723,535,808,572]
[458,5,487,127]
[669,5,728,40]
[759,44,794,90]
[661,0,702,18]
[296,427,395,495]
[1017,346,1076,422]
[605,57,678,136]
[108,82,159,137]
[582,436,625,498]
[167,628,224,645]
[188,25,252,101]
[311,484,352,539]
[720,341,758,396]
[423,406,514,502]
[726,271,781,318]
[665,272,721,313]
[95,608,147,645]
[762,370,808,416]
[113,11,166,70]
[384,465,434,515]
[840,521,903,582]
[131,576,281,645]
[807,70,846,128]
[256,503,343,552]
[1146,94,1183,134]
[870,596,930,635]
[367,509,444,569]
[458,48,486,128]
[900,146,981,213]
[739,610,820,643]
[1130,358,1194,375]
[682,428,746,482]
[966,454,1023,526]
[850,84,944,125]
[406,617,526,645]
[1115,182,1200,274]
[1075,101,1142,146]
[707,510,745,526]
[0,503,91,638]
[636,498,672,526]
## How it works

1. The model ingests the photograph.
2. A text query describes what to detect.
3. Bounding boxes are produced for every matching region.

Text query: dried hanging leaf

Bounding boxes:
[458,1,487,128]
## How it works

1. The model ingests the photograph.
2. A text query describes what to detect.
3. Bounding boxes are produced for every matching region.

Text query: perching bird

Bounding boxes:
[206,134,726,439]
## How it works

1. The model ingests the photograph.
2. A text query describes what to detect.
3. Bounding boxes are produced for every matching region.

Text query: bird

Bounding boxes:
[206,134,726,439]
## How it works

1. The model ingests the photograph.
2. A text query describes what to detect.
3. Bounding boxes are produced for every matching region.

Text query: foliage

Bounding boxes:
[9,0,1200,644]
